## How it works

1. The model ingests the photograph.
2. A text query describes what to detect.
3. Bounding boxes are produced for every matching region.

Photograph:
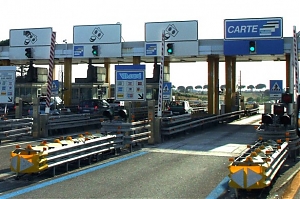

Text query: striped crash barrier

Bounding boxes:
[10,132,123,177]
[228,138,289,190]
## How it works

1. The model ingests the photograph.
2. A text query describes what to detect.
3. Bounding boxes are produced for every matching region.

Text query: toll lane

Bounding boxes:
[0,115,262,198]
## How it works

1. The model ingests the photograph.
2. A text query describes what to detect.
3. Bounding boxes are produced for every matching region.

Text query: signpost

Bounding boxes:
[51,80,59,96]
[115,65,146,101]
[0,66,16,104]
[163,82,172,100]
[223,17,284,56]
[269,80,283,100]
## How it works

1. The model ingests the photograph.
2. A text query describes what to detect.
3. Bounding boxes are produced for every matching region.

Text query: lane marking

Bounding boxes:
[206,177,229,199]
[0,151,148,199]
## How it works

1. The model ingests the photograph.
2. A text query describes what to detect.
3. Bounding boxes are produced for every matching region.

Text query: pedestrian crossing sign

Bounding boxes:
[269,80,283,100]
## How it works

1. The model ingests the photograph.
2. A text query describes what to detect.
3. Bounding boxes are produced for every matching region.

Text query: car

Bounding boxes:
[106,98,123,109]
[77,99,110,114]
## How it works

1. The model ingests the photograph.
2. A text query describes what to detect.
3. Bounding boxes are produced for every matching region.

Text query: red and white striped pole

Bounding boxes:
[46,32,56,108]
[293,26,299,94]
[157,31,165,117]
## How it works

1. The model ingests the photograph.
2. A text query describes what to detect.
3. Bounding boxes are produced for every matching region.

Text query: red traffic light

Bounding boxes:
[281,93,293,103]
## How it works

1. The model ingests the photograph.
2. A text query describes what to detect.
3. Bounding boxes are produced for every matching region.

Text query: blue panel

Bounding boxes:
[224,39,284,56]
[116,71,144,81]
[145,43,157,56]
[115,65,145,70]
[270,80,283,94]
[73,46,84,57]
[224,17,283,39]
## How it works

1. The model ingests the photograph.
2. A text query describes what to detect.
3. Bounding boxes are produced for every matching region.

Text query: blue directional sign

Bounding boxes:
[269,80,283,100]
[51,80,59,96]
[115,65,146,101]
[224,17,283,40]
[73,45,84,57]
[163,82,172,100]
[145,43,157,56]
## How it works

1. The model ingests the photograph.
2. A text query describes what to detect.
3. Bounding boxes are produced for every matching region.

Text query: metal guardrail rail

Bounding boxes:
[0,118,33,144]
[47,113,103,130]
[10,133,123,177]
[160,109,259,137]
[101,120,151,152]
[228,139,289,196]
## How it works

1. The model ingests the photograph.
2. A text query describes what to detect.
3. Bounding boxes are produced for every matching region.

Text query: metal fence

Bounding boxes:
[0,118,33,144]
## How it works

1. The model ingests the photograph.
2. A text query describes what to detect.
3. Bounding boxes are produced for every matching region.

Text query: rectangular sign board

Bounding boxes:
[269,80,283,100]
[51,80,59,96]
[9,46,51,60]
[0,66,16,104]
[10,27,53,47]
[144,41,198,56]
[73,24,121,44]
[224,17,283,40]
[224,39,284,56]
[163,82,172,100]
[72,43,121,58]
[115,65,146,101]
[145,20,198,42]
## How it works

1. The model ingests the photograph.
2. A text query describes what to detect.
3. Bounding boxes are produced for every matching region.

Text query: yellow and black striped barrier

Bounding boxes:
[10,132,123,177]
[228,138,289,190]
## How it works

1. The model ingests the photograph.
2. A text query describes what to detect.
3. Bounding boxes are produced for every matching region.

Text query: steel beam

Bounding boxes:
[104,58,111,98]
[64,58,72,106]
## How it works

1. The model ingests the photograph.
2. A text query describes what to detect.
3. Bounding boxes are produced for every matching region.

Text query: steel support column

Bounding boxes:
[104,58,111,98]
[133,56,141,65]
[64,58,72,106]
[207,56,215,114]
[225,56,233,113]
[231,57,236,95]
[214,57,220,115]
[1,59,10,66]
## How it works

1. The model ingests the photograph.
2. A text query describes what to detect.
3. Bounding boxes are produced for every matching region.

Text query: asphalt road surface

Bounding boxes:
[0,113,298,199]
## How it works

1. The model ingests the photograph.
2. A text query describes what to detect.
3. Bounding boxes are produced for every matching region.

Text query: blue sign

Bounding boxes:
[224,17,283,40]
[163,82,172,100]
[224,39,284,55]
[145,43,157,56]
[269,80,283,100]
[73,45,84,57]
[115,65,146,101]
[51,80,59,96]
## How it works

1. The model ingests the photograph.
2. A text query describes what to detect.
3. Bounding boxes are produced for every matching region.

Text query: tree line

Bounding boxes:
[175,84,267,92]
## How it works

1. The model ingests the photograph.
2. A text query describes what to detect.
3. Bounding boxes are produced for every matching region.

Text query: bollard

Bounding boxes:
[32,98,41,138]
[147,100,156,144]
[39,114,49,137]
[15,97,23,119]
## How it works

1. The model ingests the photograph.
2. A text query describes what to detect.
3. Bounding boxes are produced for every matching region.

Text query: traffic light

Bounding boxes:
[25,48,33,58]
[92,45,99,56]
[281,93,293,103]
[166,43,174,55]
[249,41,256,54]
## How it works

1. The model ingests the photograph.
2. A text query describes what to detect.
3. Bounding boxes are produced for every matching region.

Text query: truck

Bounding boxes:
[167,100,192,115]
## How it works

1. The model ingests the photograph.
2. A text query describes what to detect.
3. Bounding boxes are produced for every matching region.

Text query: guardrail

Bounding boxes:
[44,113,104,136]
[101,120,151,152]
[228,139,289,194]
[10,133,123,177]
[0,118,33,144]
[160,109,257,140]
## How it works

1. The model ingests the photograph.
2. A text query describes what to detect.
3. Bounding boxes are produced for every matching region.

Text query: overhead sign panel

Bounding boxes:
[73,24,121,44]
[145,20,198,42]
[269,80,283,100]
[10,27,53,47]
[0,66,16,104]
[224,17,283,40]
[115,65,146,101]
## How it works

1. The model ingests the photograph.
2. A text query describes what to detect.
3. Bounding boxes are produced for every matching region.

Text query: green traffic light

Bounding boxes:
[92,50,97,55]
[167,49,173,54]
[249,46,255,52]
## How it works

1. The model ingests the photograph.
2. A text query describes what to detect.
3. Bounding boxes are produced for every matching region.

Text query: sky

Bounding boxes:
[1,0,299,89]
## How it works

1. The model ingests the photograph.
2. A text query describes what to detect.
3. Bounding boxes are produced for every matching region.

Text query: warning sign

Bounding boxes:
[269,80,283,100]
